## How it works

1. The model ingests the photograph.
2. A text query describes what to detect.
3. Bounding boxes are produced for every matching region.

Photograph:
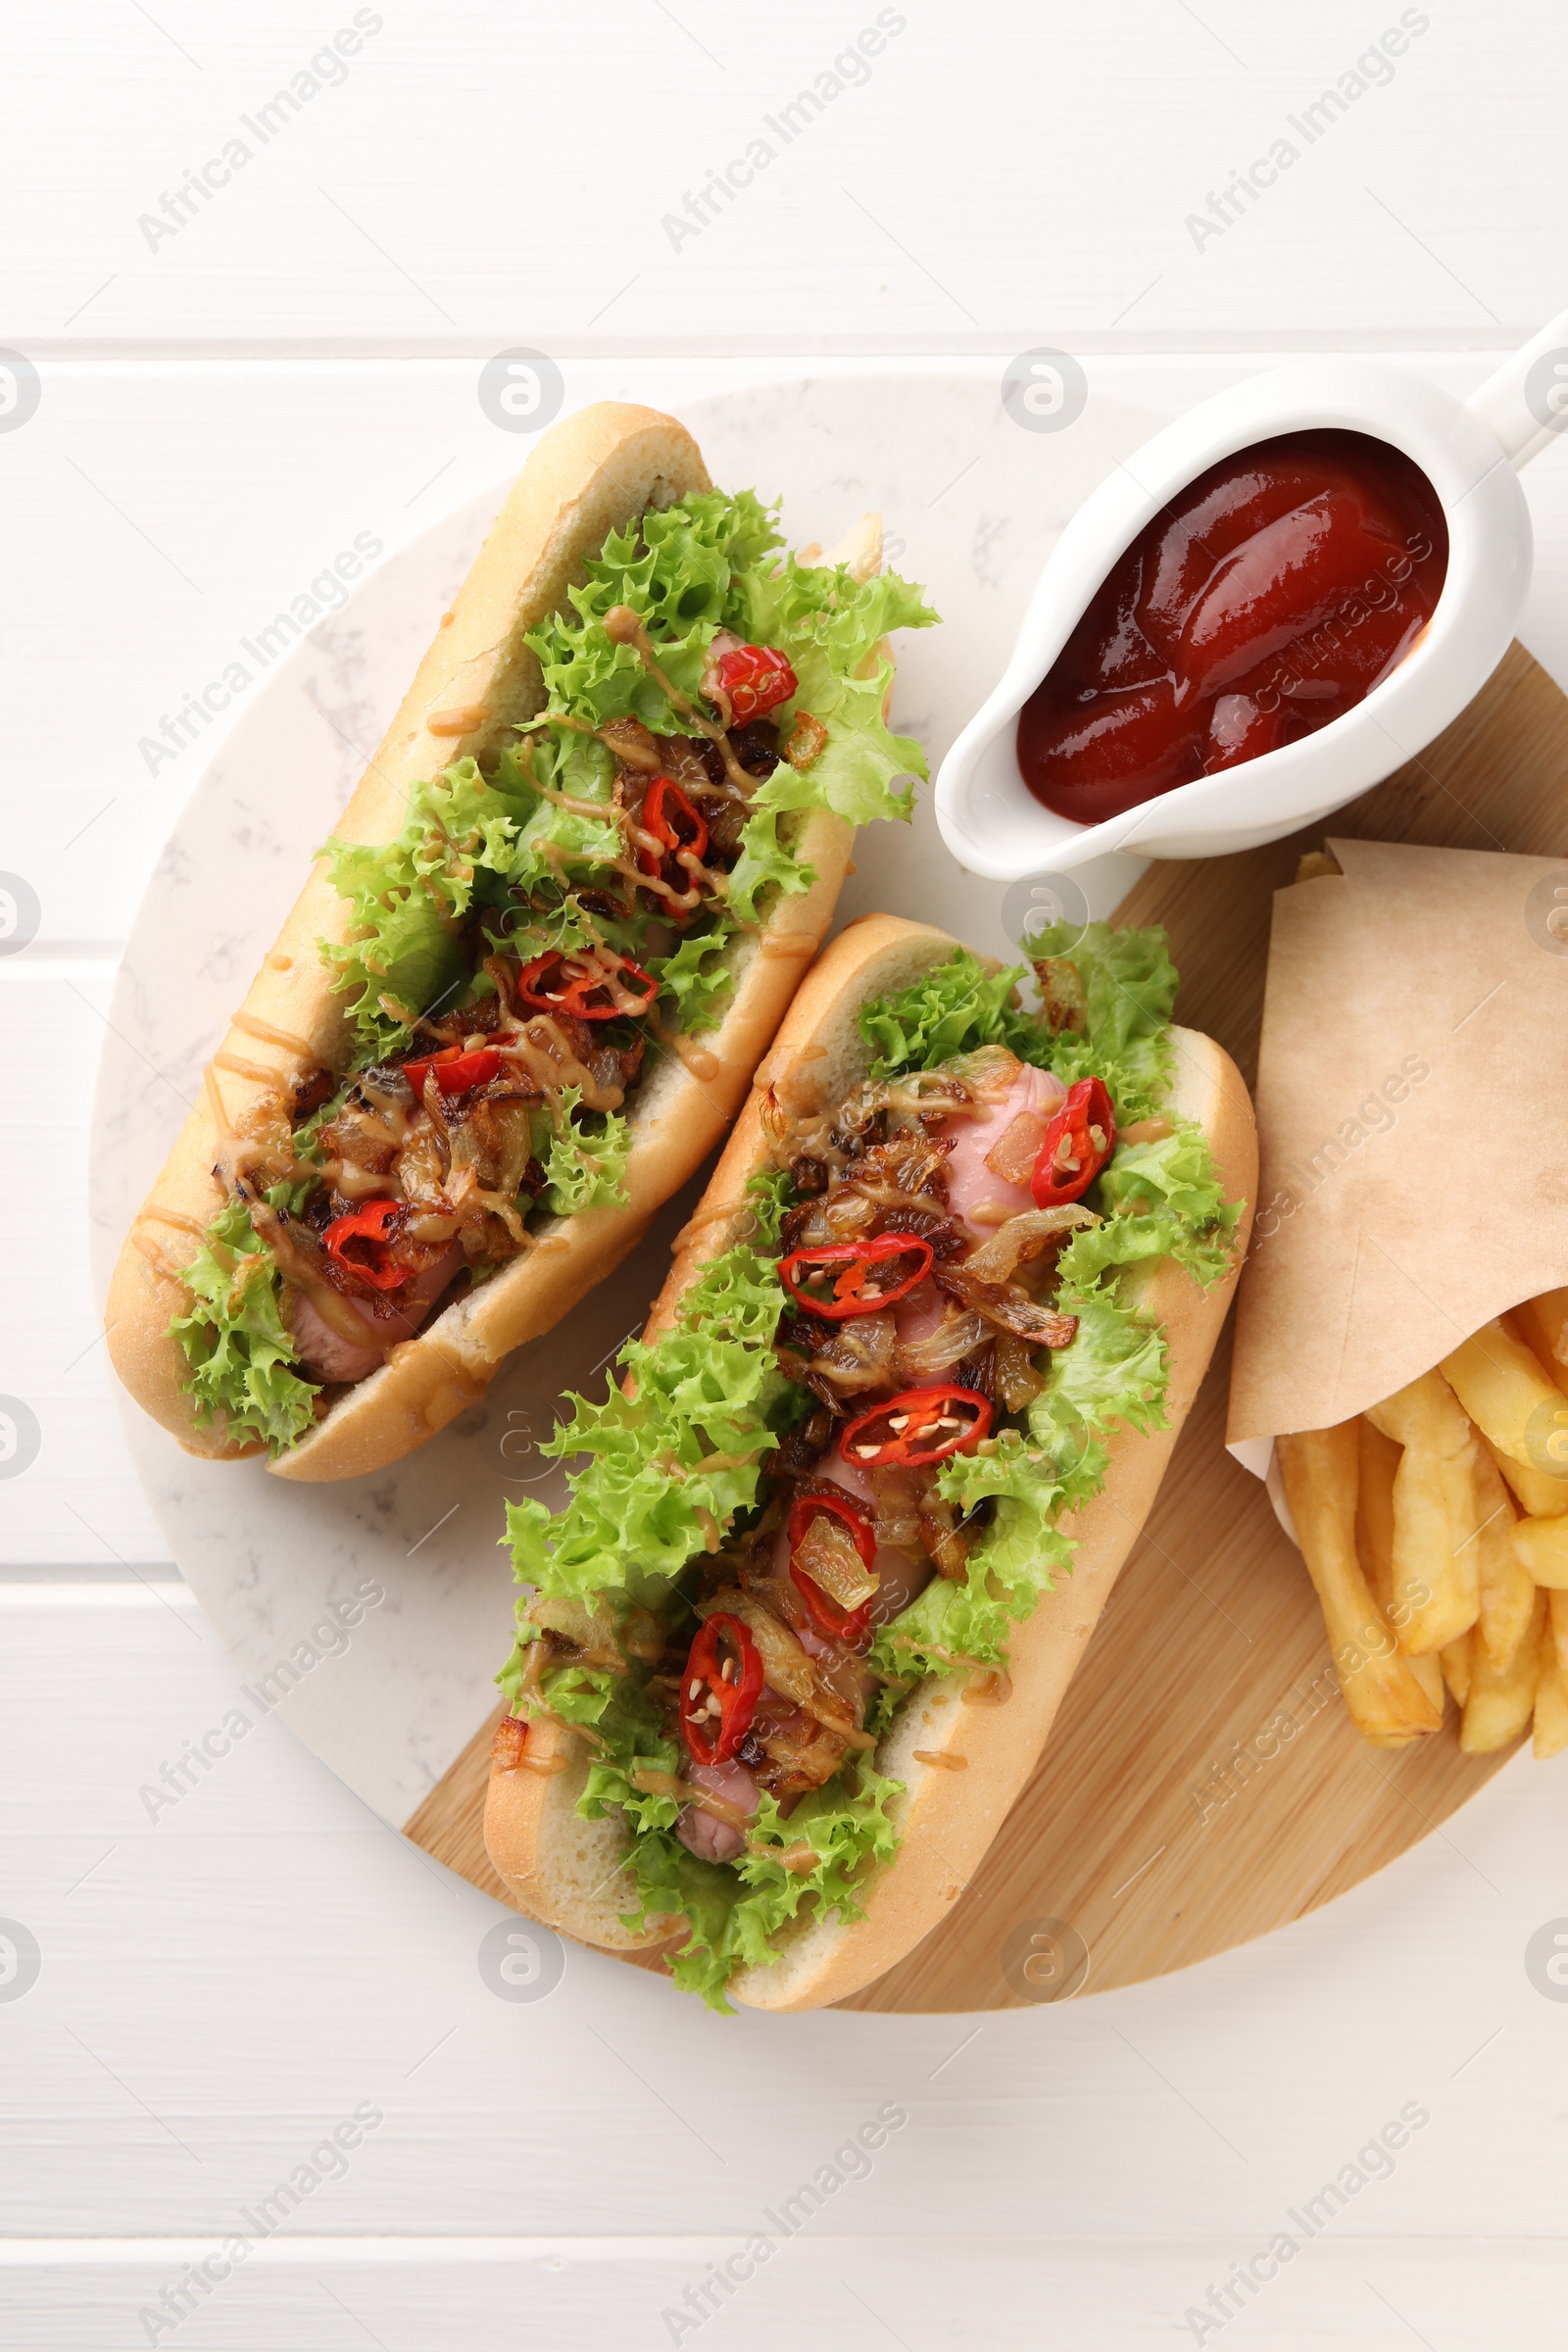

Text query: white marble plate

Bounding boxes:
[87,372,1165,1830]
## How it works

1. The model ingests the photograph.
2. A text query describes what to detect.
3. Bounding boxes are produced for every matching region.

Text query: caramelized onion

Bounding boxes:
[491,1717,528,1770]
[994,1330,1047,1412]
[868,1462,925,1549]
[843,1068,979,1122]
[1035,955,1088,1036]
[650,731,716,788]
[985,1109,1053,1188]
[795,1512,879,1610]
[942,1045,1023,1100]
[844,1132,955,1204]
[685,1784,754,1829]
[802,1310,898,1395]
[918,1490,973,1581]
[786,1189,879,1250]
[894,1306,990,1384]
[525,1592,625,1671]
[963,1205,1097,1284]
[448,1098,538,1203]
[759,1716,851,1787]
[933,1261,1078,1347]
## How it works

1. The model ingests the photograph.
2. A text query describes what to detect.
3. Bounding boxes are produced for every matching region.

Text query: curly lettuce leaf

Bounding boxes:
[527,493,934,884]
[499,1178,792,1651]
[526,490,784,731]
[507,736,628,893]
[319,754,538,1057]
[614,1765,905,2013]
[724,806,814,929]
[1060,1121,1243,1287]
[169,1199,318,1454]
[859,948,1041,1079]
[729,551,934,678]
[494,1656,685,1836]
[875,1114,1237,1681]
[504,1233,792,1610]
[872,1429,1079,1676]
[1037,1283,1169,1444]
[646,927,741,1035]
[753,695,921,829]
[319,845,466,1060]
[1057,918,1177,1054]
[737,562,937,830]
[860,930,1183,1122]
[543,1090,631,1216]
[1030,918,1178,1115]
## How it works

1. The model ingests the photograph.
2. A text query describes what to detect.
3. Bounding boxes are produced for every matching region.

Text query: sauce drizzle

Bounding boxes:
[231,1011,315,1056]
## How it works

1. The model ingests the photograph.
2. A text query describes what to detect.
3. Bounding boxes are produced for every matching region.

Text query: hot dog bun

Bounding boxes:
[483,915,1257,2006]
[107,404,884,1483]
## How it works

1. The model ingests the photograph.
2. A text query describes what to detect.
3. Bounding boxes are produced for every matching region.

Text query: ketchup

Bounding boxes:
[1017,429,1448,825]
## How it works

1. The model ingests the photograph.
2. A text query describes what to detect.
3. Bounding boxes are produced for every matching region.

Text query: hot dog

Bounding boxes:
[484,911,1256,2009]
[107,403,936,1481]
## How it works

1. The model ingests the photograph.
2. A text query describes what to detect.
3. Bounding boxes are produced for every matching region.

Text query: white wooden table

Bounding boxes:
[6,7,1568,2346]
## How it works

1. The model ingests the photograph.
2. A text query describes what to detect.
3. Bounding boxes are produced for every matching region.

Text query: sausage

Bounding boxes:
[676,1759,759,1864]
[286,1241,466,1384]
[940,1063,1067,1239]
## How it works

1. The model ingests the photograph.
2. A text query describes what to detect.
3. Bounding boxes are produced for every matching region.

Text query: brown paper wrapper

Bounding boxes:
[1228,835,1568,1449]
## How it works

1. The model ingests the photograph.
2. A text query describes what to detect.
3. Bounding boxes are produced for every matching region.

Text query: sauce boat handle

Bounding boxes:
[1468,302,1568,471]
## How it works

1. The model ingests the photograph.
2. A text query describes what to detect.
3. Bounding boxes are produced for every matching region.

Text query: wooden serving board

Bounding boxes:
[408,641,1568,2011]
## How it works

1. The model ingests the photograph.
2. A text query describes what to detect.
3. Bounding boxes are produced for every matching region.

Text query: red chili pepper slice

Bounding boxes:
[515,949,658,1022]
[322,1197,409,1292]
[400,1044,502,1099]
[777,1233,934,1322]
[788,1492,877,1645]
[640,777,710,867]
[715,642,797,722]
[1031,1076,1116,1208]
[680,1612,765,1768]
[636,776,710,924]
[838,1385,993,1470]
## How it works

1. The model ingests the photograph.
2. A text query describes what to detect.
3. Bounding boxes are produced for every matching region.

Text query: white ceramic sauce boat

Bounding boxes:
[936,308,1568,879]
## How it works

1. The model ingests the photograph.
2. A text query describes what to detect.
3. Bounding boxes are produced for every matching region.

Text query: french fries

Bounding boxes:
[1533,1605,1568,1761]
[1355,1417,1445,1716]
[1442,1318,1568,1477]
[1364,1372,1480,1654]
[1276,1425,1443,1745]
[1512,1516,1568,1588]
[1281,1284,1568,1760]
[1480,1432,1568,1521]
[1440,1631,1474,1709]
[1461,1589,1545,1754]
[1515,1287,1568,1396]
[1471,1448,1536,1671]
